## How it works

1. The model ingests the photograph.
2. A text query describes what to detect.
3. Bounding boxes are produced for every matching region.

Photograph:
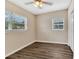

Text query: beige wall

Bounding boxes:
[5,1,36,56]
[36,10,68,44]
[68,0,74,51]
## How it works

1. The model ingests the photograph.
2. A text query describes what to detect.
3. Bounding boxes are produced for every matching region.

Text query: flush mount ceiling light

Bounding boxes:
[25,0,53,9]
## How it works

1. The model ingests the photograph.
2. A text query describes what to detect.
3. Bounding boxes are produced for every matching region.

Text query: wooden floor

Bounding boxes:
[6,42,73,59]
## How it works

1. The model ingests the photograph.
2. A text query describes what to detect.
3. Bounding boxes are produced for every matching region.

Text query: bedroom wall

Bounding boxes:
[5,1,36,56]
[36,10,68,44]
[68,0,74,51]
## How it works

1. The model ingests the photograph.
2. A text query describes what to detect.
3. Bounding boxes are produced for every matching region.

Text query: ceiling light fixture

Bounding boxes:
[25,0,53,9]
[33,1,43,8]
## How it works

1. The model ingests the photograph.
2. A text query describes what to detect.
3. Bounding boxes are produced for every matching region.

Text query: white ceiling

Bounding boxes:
[7,0,71,15]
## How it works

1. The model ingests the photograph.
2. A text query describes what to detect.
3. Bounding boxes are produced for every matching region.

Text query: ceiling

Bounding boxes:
[7,0,71,15]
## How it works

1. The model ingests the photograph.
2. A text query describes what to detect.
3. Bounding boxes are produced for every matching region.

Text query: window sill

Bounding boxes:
[52,29,64,32]
[5,29,27,33]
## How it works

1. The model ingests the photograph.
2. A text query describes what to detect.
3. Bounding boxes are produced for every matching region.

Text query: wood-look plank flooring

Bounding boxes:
[6,42,73,59]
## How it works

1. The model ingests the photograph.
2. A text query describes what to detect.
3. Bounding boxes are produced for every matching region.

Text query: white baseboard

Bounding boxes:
[67,44,74,52]
[6,41,36,57]
[36,40,68,45]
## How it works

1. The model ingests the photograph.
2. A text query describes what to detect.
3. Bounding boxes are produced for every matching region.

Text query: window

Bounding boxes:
[5,10,27,31]
[52,17,64,30]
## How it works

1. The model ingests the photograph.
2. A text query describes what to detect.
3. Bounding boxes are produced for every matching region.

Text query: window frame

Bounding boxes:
[5,10,27,32]
[52,16,64,31]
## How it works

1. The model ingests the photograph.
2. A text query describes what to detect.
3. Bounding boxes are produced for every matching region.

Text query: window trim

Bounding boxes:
[5,10,27,32]
[52,17,64,31]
